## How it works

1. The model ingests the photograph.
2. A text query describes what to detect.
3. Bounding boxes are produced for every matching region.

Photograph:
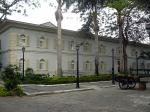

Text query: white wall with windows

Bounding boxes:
[0,20,150,76]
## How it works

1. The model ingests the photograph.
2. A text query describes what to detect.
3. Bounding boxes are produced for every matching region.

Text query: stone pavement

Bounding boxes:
[0,82,150,112]
[21,81,115,96]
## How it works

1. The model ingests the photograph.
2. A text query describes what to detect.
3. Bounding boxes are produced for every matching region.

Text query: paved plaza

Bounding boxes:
[0,81,150,112]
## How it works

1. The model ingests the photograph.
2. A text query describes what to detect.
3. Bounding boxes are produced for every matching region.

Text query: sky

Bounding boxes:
[8,0,82,31]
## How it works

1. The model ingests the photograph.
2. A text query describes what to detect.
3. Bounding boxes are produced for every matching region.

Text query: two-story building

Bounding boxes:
[0,20,150,76]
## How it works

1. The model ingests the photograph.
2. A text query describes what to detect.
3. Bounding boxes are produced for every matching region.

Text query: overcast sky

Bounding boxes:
[8,0,82,31]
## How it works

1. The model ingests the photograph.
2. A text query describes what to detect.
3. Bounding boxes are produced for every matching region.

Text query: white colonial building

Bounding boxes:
[0,20,150,76]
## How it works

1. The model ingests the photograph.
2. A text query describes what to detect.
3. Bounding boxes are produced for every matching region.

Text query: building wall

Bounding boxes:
[0,23,150,76]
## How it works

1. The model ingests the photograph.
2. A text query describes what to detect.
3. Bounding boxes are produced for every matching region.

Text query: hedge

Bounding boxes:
[22,74,112,85]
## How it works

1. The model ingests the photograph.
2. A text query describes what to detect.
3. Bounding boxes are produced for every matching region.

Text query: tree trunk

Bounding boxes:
[93,6,99,75]
[56,0,62,76]
[118,15,124,73]
[123,38,128,74]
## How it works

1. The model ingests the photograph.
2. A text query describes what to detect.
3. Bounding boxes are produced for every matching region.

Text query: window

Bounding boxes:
[100,61,106,71]
[116,47,121,56]
[140,62,145,69]
[99,44,106,54]
[131,49,137,56]
[19,58,26,71]
[39,37,45,48]
[0,40,1,49]
[83,42,90,52]
[69,60,75,70]
[39,59,46,70]
[131,63,136,69]
[147,63,150,69]
[18,34,29,46]
[84,61,91,71]
[69,41,75,50]
[38,37,48,48]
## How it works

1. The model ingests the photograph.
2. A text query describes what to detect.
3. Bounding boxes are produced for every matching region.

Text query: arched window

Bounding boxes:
[116,47,121,56]
[147,63,150,69]
[19,58,26,71]
[69,60,75,70]
[131,62,136,69]
[69,41,75,50]
[131,49,137,56]
[39,59,46,70]
[84,61,91,71]
[18,34,29,46]
[83,42,90,52]
[100,61,106,71]
[99,44,106,54]
[39,37,46,48]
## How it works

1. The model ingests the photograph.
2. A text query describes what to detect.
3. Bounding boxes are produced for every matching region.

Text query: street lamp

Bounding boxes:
[135,51,138,76]
[112,48,115,84]
[22,46,25,80]
[76,42,84,88]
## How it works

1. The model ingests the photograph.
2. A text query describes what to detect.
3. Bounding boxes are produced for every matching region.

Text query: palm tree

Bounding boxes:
[55,0,63,76]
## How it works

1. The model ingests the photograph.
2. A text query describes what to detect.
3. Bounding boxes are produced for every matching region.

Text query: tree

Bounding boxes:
[0,0,40,22]
[63,0,108,75]
[55,0,63,76]
[108,0,135,73]
[107,0,150,73]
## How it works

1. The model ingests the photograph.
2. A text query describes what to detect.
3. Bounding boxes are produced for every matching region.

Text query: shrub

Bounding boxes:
[0,86,10,96]
[25,68,34,78]
[23,74,112,85]
[1,65,21,91]
[0,86,24,97]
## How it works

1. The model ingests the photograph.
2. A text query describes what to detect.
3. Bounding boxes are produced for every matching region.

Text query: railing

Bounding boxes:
[130,69,150,77]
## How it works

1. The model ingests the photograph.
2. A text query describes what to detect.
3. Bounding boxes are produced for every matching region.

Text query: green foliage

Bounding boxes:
[0,86,24,97]
[1,65,21,91]
[108,0,132,14]
[25,68,34,78]
[23,74,112,85]
[0,86,10,97]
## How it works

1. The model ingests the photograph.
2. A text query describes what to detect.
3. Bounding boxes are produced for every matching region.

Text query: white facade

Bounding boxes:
[0,20,150,76]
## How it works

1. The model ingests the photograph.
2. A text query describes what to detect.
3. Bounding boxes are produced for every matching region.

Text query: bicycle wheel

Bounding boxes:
[119,81,128,89]
[128,78,136,89]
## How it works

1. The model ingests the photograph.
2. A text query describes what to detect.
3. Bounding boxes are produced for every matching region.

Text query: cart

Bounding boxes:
[115,76,137,89]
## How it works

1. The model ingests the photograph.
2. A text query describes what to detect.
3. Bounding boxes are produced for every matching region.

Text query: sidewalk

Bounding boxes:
[21,81,116,96]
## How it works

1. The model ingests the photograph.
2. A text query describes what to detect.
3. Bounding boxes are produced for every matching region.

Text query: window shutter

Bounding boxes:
[27,36,30,46]
[46,38,48,49]
[54,39,57,49]
[62,40,65,50]
[83,62,86,71]
[37,37,39,48]
[46,60,48,70]
[68,61,71,70]
[90,62,92,71]
[26,59,29,69]
[36,60,39,70]
[17,35,20,46]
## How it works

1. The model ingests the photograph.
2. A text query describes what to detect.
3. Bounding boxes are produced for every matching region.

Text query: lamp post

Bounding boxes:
[76,42,83,88]
[135,51,138,76]
[112,48,115,84]
[22,46,25,80]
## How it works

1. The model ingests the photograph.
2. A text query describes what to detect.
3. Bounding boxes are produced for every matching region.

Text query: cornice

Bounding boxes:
[0,19,150,48]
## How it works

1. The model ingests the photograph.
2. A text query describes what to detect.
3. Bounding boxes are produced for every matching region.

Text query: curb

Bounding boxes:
[21,81,112,87]
[24,87,94,96]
